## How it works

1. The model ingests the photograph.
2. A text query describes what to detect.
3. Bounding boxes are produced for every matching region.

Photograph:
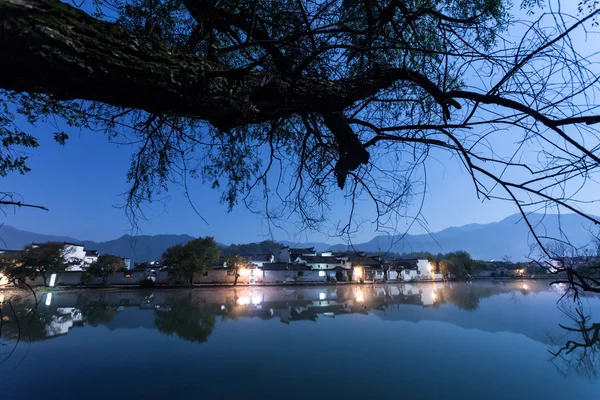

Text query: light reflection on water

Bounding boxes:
[0,281,599,399]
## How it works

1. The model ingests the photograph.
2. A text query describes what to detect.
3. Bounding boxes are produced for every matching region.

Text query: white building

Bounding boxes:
[84,250,99,265]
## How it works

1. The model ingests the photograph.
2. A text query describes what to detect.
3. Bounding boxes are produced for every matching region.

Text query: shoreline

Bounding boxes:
[0,276,558,292]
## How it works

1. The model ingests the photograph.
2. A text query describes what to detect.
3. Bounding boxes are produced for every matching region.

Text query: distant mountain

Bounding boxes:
[279,240,332,252]
[0,226,195,265]
[3,212,597,263]
[82,234,196,265]
[327,213,599,261]
[0,225,82,249]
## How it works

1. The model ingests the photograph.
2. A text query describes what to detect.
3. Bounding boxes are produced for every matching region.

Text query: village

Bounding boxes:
[1,242,545,288]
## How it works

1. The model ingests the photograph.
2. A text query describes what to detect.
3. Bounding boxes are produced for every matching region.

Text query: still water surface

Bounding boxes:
[0,281,599,399]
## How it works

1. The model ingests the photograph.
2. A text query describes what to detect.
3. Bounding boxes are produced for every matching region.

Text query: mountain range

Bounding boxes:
[1,213,597,263]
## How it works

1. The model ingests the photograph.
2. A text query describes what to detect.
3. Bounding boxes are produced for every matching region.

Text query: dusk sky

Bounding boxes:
[0,112,565,245]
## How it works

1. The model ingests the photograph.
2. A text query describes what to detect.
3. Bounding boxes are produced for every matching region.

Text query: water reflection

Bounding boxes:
[0,281,566,343]
[548,302,600,382]
[1,281,600,398]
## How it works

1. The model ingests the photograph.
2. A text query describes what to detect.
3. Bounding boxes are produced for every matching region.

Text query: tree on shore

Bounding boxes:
[1,242,76,286]
[1,0,600,295]
[161,237,219,286]
[83,255,125,285]
[438,251,485,280]
[225,255,250,286]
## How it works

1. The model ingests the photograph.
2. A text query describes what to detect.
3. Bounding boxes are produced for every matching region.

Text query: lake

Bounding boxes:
[0,281,599,399]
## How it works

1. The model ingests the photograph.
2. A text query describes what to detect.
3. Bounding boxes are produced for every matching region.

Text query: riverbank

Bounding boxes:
[0,275,559,292]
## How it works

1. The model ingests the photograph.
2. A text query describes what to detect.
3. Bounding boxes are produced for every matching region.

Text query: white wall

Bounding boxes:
[64,244,86,271]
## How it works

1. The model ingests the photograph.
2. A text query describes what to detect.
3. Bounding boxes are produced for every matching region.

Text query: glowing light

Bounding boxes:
[353,267,363,280]
[49,273,57,287]
[354,288,364,303]
[251,295,262,305]
[318,271,326,277]
[237,296,250,305]
[221,305,226,310]
[45,293,52,306]
[522,283,528,290]
[431,290,437,302]
[239,268,251,277]
[319,292,326,300]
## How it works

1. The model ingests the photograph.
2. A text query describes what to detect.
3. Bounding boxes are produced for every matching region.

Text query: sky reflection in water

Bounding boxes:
[0,281,599,399]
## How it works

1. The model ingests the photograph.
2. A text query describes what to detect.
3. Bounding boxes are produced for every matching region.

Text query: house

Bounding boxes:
[84,250,99,265]
[295,255,352,281]
[278,246,317,263]
[396,259,435,281]
[247,254,275,267]
[32,242,87,271]
[261,262,318,283]
[349,256,385,282]
[121,257,132,270]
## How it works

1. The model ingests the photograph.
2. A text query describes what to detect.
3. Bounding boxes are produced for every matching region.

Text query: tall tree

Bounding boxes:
[84,254,125,285]
[1,0,600,294]
[162,237,219,286]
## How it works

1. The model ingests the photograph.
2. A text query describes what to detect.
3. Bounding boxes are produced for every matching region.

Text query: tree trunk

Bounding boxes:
[233,271,239,286]
[0,0,448,132]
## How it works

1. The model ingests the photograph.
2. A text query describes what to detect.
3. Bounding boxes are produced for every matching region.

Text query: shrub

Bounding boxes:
[327,276,337,283]
[139,278,156,288]
[341,275,349,282]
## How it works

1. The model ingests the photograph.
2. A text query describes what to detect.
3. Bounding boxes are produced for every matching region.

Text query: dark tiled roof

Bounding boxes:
[247,254,274,262]
[289,247,316,255]
[300,256,342,264]
[32,241,85,247]
[352,256,383,267]
[85,250,99,256]
[261,262,311,271]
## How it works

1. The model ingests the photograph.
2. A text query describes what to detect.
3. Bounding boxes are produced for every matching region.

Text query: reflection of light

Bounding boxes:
[319,293,326,300]
[45,293,52,306]
[522,283,528,290]
[237,296,250,305]
[0,294,4,303]
[251,295,262,305]
[354,288,364,302]
[431,291,437,302]
[49,273,57,287]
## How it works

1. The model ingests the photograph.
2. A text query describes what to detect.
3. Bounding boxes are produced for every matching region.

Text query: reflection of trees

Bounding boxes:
[548,303,600,382]
[435,284,501,311]
[154,299,216,343]
[76,295,117,327]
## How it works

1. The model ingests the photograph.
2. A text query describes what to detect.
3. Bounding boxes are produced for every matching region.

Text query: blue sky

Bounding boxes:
[1,115,523,244]
[2,0,599,245]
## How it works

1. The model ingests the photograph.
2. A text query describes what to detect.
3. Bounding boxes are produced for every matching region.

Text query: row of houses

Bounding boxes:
[179,246,442,284]
[0,242,131,272]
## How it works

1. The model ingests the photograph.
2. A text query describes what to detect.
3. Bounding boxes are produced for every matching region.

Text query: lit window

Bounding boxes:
[319,271,326,277]
[319,293,326,300]
[124,272,133,278]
